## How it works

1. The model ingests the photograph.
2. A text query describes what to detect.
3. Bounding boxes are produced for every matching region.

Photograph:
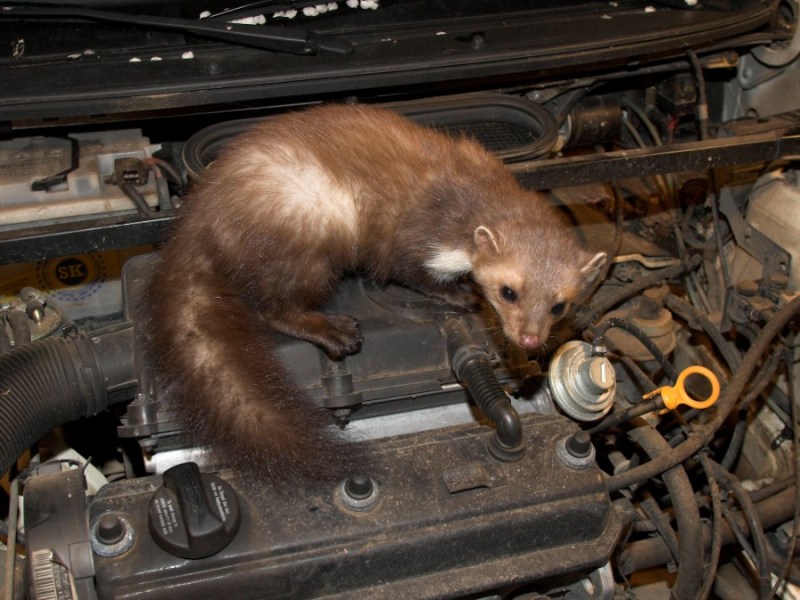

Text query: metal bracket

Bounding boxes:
[718,187,792,279]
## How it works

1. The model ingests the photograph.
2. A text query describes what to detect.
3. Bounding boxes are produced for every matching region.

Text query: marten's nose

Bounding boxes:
[519,334,540,349]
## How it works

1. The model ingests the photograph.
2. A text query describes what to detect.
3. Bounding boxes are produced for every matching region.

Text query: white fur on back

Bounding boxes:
[255,145,359,236]
[425,247,473,281]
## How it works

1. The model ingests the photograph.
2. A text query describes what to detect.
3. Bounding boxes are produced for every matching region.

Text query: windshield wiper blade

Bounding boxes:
[0,4,354,55]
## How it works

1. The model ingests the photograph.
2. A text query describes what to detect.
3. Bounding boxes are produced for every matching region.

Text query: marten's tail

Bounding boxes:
[142,261,362,486]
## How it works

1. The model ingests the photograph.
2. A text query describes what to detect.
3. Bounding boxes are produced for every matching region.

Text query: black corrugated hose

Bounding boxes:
[442,317,525,461]
[0,323,134,476]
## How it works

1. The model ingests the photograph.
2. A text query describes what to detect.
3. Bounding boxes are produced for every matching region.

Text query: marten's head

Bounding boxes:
[470,222,606,350]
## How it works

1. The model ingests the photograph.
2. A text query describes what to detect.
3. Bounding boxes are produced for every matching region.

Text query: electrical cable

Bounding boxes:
[143,157,185,189]
[620,96,683,215]
[719,502,764,585]
[674,221,713,314]
[720,344,787,471]
[742,346,783,408]
[706,295,800,431]
[686,50,710,141]
[621,115,673,202]
[665,294,741,371]
[711,192,734,292]
[588,397,661,436]
[3,478,19,600]
[118,181,153,217]
[593,317,678,382]
[749,476,795,504]
[601,176,625,290]
[769,329,800,597]
[697,451,724,600]
[710,459,772,598]
[720,411,752,473]
[686,48,729,320]
[621,97,665,149]
[619,485,797,576]
[640,495,680,562]
[620,355,661,395]
[576,254,702,328]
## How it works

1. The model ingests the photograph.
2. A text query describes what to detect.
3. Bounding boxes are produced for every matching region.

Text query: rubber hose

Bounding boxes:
[457,353,524,460]
[628,423,704,600]
[619,485,797,576]
[443,318,525,461]
[0,324,135,476]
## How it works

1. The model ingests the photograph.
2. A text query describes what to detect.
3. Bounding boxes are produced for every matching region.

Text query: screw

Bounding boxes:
[96,514,125,545]
[344,473,374,500]
[566,431,593,459]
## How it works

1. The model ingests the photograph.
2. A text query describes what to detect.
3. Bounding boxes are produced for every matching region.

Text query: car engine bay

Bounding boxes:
[2,0,800,598]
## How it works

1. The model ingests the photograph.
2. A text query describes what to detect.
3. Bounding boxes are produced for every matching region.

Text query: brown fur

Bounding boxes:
[143,104,605,484]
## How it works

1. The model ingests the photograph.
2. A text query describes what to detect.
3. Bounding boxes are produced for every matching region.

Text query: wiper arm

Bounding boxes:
[0,4,354,55]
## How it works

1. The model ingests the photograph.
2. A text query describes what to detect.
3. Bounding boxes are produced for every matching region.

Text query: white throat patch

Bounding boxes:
[424,248,473,281]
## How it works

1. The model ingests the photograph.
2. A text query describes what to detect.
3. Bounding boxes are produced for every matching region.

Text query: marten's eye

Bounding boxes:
[551,301,567,316]
[500,286,518,303]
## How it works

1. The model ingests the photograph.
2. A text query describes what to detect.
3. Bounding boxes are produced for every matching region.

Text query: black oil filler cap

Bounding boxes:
[148,462,241,559]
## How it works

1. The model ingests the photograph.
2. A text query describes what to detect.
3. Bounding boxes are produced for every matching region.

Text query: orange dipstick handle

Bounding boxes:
[643,366,720,410]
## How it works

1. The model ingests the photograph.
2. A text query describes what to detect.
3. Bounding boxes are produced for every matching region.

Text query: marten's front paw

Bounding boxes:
[321,314,363,360]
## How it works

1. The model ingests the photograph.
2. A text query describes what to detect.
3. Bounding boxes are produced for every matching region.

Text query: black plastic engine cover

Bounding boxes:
[119,252,534,451]
[90,413,620,599]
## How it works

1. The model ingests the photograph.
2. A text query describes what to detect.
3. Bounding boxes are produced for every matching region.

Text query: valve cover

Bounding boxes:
[89,414,620,599]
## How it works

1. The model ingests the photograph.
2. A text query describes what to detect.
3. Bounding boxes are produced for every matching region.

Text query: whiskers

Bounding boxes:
[473,321,531,355]
[550,316,581,349]
[537,336,555,358]
[474,315,568,360]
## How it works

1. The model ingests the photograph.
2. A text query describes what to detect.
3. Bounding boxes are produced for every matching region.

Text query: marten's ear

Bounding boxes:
[474,226,501,254]
[580,252,607,284]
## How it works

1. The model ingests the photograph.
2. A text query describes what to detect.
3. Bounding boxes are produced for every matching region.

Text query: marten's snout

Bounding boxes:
[506,309,560,350]
[502,317,549,350]
[492,301,552,350]
[518,334,541,349]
